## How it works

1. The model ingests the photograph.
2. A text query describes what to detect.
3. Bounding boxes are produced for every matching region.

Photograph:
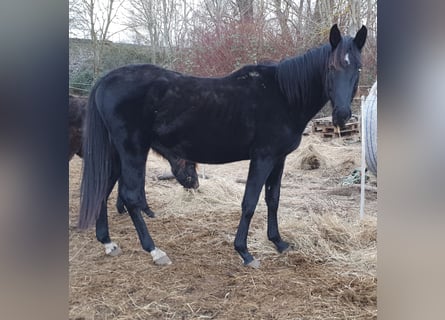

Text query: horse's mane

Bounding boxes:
[276,37,361,107]
[276,44,331,107]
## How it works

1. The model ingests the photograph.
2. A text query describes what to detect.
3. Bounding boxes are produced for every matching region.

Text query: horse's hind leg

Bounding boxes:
[115,185,126,214]
[116,180,155,218]
[96,151,122,256]
[96,202,122,256]
[118,151,171,265]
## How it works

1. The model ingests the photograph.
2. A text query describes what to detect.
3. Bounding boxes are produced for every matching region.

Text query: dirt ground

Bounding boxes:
[69,134,377,320]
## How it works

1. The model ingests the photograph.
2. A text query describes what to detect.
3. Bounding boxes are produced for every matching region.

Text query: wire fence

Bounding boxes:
[69,82,91,95]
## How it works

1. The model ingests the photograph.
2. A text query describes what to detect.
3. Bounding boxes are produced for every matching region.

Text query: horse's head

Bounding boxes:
[172,159,199,189]
[326,24,367,128]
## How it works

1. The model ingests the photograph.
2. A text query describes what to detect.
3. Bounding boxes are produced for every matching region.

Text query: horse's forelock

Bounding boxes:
[330,37,362,69]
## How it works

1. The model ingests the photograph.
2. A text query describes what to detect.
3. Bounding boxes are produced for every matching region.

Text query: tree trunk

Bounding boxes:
[349,0,361,35]
[236,0,254,23]
[273,0,292,41]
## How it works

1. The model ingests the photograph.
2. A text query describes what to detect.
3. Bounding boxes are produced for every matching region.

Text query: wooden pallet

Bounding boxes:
[312,116,359,138]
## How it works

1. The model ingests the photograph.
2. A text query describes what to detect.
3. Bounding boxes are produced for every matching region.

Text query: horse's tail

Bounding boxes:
[78,83,112,229]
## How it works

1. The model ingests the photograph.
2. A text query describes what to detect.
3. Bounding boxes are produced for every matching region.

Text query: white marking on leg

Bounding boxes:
[104,242,121,256]
[246,257,261,269]
[150,247,172,265]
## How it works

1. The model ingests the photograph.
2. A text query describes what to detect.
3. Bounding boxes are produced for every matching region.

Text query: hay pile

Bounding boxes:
[294,144,327,170]
[69,134,377,319]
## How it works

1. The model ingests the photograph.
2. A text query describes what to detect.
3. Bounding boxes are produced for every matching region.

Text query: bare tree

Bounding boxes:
[271,0,291,40]
[235,0,254,22]
[349,0,361,35]
[126,0,185,65]
[70,0,125,79]
[69,0,377,86]
[200,0,233,37]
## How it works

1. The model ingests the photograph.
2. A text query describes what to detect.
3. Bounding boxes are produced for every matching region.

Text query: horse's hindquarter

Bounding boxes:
[152,67,298,164]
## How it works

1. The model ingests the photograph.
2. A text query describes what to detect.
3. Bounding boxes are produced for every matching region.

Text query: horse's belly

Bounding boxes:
[153,122,253,164]
[177,141,250,164]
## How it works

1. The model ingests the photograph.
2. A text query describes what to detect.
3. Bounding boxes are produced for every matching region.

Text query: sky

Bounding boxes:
[69,0,202,43]
[69,0,134,43]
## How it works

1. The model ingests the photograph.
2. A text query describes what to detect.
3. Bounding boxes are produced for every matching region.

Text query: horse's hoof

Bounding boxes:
[277,241,293,253]
[150,247,172,265]
[105,242,122,256]
[145,211,155,218]
[143,208,156,218]
[154,255,172,266]
[281,246,292,254]
[108,246,122,256]
[245,258,260,269]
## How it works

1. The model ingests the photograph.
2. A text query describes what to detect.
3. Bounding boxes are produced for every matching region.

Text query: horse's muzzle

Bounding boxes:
[332,108,351,128]
[185,176,199,189]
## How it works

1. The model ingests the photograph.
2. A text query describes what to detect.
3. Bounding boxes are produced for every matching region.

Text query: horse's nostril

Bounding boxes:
[187,177,191,182]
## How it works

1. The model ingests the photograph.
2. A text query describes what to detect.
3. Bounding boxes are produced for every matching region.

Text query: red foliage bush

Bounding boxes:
[174,21,296,77]
[173,20,376,92]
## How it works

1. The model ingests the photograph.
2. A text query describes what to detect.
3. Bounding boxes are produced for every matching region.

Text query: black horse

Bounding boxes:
[69,94,199,216]
[79,24,367,267]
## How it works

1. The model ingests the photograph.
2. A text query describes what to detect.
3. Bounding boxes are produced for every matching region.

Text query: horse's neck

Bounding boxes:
[288,50,330,127]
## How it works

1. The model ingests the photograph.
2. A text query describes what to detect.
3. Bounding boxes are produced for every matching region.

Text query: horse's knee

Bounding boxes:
[265,187,280,208]
[265,197,279,211]
[241,203,256,220]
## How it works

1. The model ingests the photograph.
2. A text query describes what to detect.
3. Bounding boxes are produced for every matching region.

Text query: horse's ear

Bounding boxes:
[354,25,367,50]
[329,24,342,50]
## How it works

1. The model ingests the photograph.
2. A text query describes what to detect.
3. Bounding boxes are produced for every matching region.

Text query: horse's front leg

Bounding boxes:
[234,157,275,268]
[265,157,290,253]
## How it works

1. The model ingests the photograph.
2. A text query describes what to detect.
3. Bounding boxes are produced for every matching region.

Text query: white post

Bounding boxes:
[360,95,366,219]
